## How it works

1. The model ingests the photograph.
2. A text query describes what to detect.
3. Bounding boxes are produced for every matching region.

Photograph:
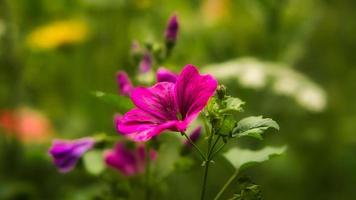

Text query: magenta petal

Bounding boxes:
[175,64,218,124]
[117,71,134,96]
[131,82,178,121]
[116,108,178,141]
[156,68,178,83]
[104,143,158,176]
[104,143,138,176]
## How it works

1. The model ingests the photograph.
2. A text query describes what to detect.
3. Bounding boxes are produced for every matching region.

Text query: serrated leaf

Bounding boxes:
[220,97,245,114]
[223,146,286,171]
[229,177,262,200]
[83,150,105,175]
[92,91,133,111]
[232,116,279,139]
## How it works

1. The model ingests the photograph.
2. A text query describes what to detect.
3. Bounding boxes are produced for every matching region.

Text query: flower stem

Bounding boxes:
[181,132,206,160]
[200,159,210,200]
[213,170,239,200]
[200,132,214,200]
[210,143,226,159]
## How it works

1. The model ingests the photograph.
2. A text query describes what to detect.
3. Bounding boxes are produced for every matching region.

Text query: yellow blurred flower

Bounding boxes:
[26,20,88,50]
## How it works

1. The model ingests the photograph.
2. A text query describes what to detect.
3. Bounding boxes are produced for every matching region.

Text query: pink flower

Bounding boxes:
[139,53,152,73]
[104,142,157,176]
[156,67,178,83]
[116,64,218,141]
[116,71,134,96]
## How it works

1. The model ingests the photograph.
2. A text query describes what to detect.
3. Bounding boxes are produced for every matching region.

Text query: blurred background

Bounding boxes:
[1,0,356,199]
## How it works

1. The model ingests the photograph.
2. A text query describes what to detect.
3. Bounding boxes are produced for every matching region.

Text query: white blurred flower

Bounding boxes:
[273,76,299,96]
[239,64,266,89]
[296,87,326,112]
[204,57,327,112]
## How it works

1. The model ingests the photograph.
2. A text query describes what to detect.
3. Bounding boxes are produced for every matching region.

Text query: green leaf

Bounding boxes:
[83,150,105,175]
[220,97,245,114]
[223,146,286,171]
[232,116,279,140]
[91,91,133,111]
[229,177,262,200]
[218,116,236,136]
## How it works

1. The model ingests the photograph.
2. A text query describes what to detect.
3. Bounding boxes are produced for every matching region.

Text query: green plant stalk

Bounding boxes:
[200,130,215,200]
[214,170,239,200]
[182,132,206,160]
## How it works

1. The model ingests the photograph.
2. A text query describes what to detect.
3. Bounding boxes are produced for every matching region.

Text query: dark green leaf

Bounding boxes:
[229,177,263,200]
[232,116,279,139]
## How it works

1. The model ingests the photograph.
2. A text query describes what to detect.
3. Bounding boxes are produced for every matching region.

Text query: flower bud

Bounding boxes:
[165,14,179,48]
[217,84,227,100]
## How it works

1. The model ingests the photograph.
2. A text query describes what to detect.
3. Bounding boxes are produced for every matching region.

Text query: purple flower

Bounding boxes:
[48,137,95,173]
[104,142,157,176]
[165,15,179,44]
[156,67,178,83]
[116,64,218,141]
[117,71,134,96]
[184,126,202,148]
[139,53,152,73]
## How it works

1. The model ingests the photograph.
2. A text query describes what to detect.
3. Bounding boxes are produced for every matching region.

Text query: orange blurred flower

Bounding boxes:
[0,108,53,143]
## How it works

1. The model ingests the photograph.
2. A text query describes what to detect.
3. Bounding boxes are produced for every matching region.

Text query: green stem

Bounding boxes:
[209,135,221,156]
[181,132,206,160]
[200,159,210,200]
[214,170,239,200]
[210,143,226,159]
[200,131,214,200]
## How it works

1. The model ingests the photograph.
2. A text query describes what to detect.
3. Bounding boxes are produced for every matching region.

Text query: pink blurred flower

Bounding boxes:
[104,142,157,176]
[139,53,152,73]
[117,71,134,97]
[116,64,217,141]
[184,126,202,148]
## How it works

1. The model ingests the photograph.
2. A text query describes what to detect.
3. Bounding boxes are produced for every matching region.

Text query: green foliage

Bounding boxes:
[223,146,286,171]
[220,97,245,114]
[232,116,279,140]
[229,177,262,200]
[153,135,182,180]
[83,150,105,175]
[92,91,133,111]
